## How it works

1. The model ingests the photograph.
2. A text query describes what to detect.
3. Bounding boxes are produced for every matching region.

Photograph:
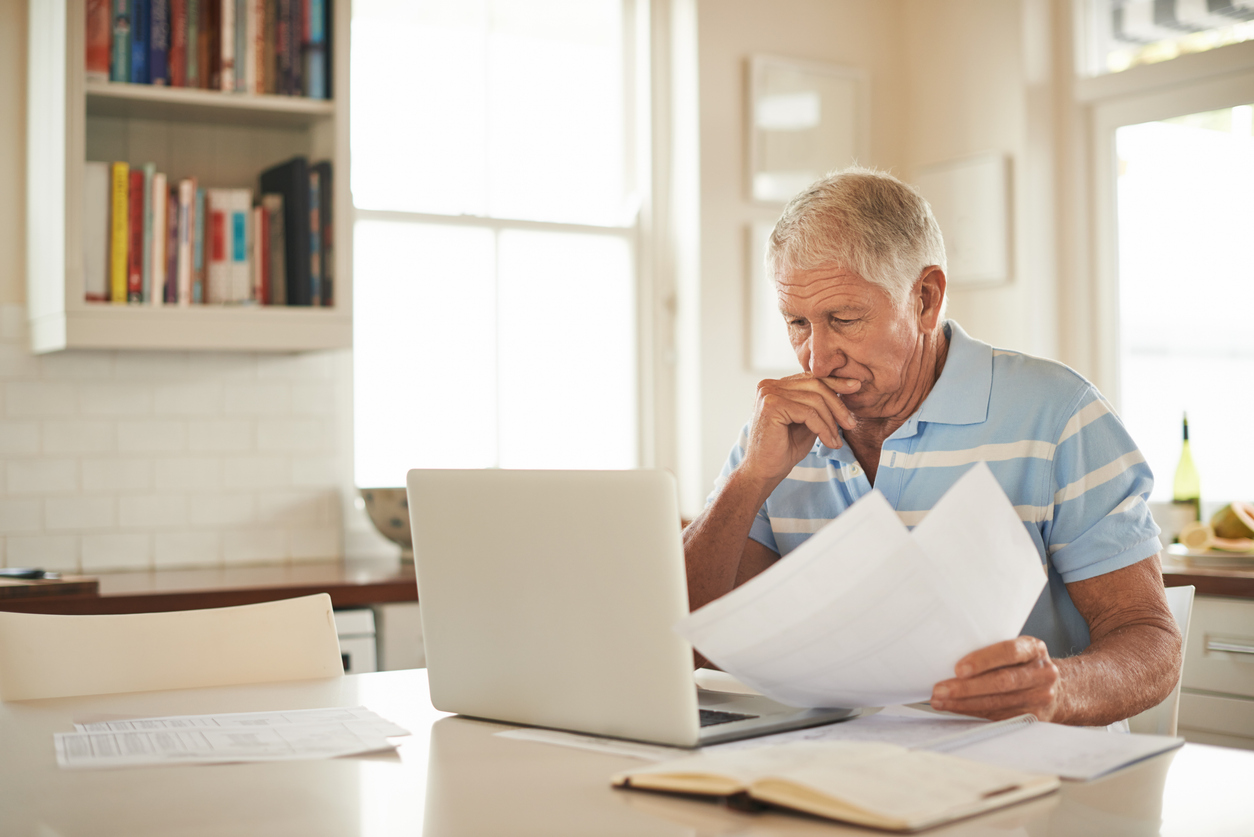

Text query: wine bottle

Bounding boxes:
[1172,412,1201,522]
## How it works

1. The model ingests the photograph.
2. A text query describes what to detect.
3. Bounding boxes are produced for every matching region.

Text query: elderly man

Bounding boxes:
[684,167,1181,726]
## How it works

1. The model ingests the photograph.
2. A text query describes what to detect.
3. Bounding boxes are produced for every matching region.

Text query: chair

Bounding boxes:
[1128,584,1195,737]
[0,593,344,701]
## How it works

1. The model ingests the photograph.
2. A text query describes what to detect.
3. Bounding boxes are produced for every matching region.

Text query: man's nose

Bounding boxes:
[808,330,847,379]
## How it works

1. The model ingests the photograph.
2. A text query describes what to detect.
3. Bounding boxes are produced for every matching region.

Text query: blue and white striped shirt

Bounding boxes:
[710,320,1162,658]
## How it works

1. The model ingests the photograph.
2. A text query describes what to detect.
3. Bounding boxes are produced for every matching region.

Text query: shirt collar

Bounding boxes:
[813,319,991,457]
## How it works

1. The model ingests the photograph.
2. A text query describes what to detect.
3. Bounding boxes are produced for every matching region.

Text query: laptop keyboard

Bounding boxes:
[699,708,759,727]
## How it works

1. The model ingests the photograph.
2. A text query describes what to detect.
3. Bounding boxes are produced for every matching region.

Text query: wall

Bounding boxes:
[681,0,911,513]
[0,0,391,571]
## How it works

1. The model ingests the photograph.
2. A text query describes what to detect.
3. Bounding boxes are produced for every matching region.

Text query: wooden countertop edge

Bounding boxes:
[0,578,418,615]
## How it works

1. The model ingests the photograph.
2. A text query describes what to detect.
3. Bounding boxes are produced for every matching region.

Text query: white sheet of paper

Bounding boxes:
[56,707,410,770]
[675,462,1046,708]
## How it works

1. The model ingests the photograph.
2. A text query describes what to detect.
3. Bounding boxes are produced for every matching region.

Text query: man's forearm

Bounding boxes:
[1054,620,1182,726]
[682,468,774,613]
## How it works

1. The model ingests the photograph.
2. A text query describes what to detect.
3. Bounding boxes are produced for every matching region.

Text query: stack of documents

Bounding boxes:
[55,706,409,770]
[676,463,1047,708]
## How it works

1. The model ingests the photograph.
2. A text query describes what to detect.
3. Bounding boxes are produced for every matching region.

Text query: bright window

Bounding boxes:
[351,0,639,487]
[1115,105,1254,507]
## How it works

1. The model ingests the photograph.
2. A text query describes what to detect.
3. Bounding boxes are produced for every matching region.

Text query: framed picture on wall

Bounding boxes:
[912,153,1012,287]
[748,56,868,204]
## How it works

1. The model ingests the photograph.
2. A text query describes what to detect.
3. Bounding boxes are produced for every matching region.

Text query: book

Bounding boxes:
[149,172,167,306]
[130,0,149,84]
[193,187,206,303]
[109,162,129,302]
[83,162,111,302]
[258,156,310,304]
[302,0,326,99]
[140,163,155,301]
[164,191,179,302]
[612,741,1059,832]
[206,188,229,303]
[261,193,286,305]
[186,0,199,87]
[251,204,266,302]
[307,167,320,305]
[251,0,266,93]
[207,0,221,89]
[236,0,250,92]
[226,189,253,302]
[219,0,235,91]
[148,0,169,84]
[262,0,277,94]
[86,0,113,83]
[177,179,196,304]
[276,0,294,95]
[312,159,332,306]
[169,0,186,86]
[111,0,131,82]
[126,168,144,302]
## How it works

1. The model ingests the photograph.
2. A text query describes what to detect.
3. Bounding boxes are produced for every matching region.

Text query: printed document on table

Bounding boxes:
[675,462,1046,708]
[56,706,410,770]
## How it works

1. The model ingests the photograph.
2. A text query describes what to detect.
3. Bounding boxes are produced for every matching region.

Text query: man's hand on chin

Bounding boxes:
[929,636,1064,722]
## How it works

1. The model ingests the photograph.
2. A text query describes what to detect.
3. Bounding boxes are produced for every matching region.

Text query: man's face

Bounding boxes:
[776,264,932,421]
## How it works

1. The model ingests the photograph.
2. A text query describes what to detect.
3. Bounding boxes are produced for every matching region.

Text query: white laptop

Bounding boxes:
[406,468,857,748]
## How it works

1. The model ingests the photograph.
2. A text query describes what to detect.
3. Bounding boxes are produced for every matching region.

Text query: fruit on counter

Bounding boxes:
[1178,520,1254,553]
[1211,501,1254,541]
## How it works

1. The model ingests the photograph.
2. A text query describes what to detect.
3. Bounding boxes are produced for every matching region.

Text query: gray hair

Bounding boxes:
[766,166,947,309]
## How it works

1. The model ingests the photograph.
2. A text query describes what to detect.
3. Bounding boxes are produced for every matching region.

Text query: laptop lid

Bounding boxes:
[407,468,703,747]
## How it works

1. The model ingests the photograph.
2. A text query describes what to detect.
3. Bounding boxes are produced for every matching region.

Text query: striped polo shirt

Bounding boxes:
[710,320,1162,659]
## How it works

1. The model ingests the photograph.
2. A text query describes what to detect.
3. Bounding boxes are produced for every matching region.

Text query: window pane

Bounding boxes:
[497,230,636,468]
[351,0,626,225]
[487,0,626,224]
[351,1,488,215]
[1116,106,1254,506]
[353,221,497,486]
[1084,0,1254,76]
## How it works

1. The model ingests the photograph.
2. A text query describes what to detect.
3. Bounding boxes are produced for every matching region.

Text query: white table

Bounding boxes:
[2,669,1252,836]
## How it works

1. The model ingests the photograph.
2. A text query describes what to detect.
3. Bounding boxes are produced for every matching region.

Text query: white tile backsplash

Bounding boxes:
[0,304,350,572]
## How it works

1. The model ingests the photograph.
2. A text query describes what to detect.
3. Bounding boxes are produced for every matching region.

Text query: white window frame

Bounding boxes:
[1077,39,1254,404]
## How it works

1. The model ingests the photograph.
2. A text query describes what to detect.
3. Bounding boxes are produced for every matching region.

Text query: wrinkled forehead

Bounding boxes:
[773,264,892,311]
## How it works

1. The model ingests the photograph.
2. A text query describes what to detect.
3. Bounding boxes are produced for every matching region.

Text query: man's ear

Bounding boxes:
[915,267,947,329]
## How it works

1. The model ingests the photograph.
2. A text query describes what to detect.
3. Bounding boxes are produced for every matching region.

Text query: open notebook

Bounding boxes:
[613,739,1060,832]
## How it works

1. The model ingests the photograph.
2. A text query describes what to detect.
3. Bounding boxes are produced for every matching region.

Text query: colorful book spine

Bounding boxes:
[86,0,113,83]
[207,0,221,89]
[250,0,265,93]
[186,0,199,87]
[111,0,131,82]
[130,0,149,84]
[83,162,111,302]
[109,163,129,302]
[149,172,167,306]
[229,190,252,302]
[169,0,186,86]
[148,0,169,84]
[177,179,196,305]
[307,169,320,305]
[193,187,206,303]
[140,163,155,301]
[126,169,145,302]
[303,0,325,99]
[206,189,228,303]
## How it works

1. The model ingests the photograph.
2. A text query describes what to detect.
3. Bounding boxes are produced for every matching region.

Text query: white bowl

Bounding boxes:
[359,487,413,563]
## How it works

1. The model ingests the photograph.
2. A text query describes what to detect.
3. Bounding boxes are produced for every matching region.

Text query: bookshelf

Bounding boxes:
[26,0,352,354]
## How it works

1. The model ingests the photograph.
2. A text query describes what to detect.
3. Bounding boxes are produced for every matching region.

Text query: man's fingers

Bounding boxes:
[759,387,844,448]
[953,636,1049,678]
[933,657,1058,702]
[929,683,1059,722]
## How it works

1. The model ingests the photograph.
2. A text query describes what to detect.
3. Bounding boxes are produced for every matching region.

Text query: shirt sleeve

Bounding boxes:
[707,424,780,555]
[1045,385,1162,584]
